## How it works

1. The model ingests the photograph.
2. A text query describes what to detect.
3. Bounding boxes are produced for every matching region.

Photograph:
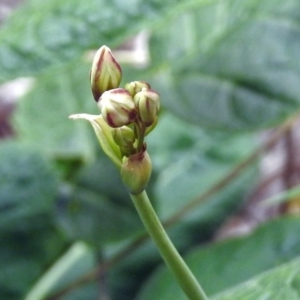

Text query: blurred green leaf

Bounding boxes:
[57,187,142,246]
[25,242,97,300]
[75,152,134,206]
[137,217,300,300]
[14,62,97,160]
[212,256,300,300]
[56,156,143,246]
[0,141,67,299]
[0,141,59,229]
[148,0,300,129]
[59,284,98,300]
[0,0,202,82]
[0,225,67,300]
[148,113,257,219]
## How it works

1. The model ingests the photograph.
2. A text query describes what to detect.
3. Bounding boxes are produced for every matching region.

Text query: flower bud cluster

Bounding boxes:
[90,45,160,131]
[88,45,161,194]
[97,83,160,130]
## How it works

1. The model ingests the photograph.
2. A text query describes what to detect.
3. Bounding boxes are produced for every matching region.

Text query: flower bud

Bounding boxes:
[90,45,122,101]
[112,126,136,156]
[125,81,151,97]
[134,88,160,126]
[99,88,137,128]
[121,148,152,195]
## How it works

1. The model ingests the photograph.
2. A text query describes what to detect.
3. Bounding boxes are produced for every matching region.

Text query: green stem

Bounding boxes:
[134,121,146,153]
[130,191,208,300]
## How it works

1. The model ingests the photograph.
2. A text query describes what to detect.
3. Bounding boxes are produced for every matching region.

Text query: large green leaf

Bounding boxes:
[14,62,97,160]
[147,113,257,219]
[0,141,67,299]
[148,0,300,129]
[0,0,205,82]
[56,153,143,246]
[136,217,300,300]
[24,242,97,300]
[4,0,300,132]
[0,223,67,300]
[13,0,299,160]
[213,256,300,300]
[0,141,59,229]
[56,186,142,247]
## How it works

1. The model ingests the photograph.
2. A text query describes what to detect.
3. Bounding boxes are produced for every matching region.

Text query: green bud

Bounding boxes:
[90,45,122,101]
[121,148,152,195]
[112,126,135,147]
[125,81,151,97]
[99,88,137,128]
[112,126,136,156]
[134,88,160,126]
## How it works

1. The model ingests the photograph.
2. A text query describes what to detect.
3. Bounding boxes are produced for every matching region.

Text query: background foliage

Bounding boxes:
[0,0,300,299]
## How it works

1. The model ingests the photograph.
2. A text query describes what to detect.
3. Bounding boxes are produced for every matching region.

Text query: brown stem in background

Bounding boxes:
[281,124,300,213]
[47,112,300,300]
[0,101,14,139]
[283,128,297,189]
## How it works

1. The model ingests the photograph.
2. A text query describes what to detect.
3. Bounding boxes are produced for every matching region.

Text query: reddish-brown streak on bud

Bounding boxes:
[129,109,137,120]
[92,51,105,101]
[110,88,128,95]
[106,113,117,128]
[111,55,122,73]
[119,108,137,124]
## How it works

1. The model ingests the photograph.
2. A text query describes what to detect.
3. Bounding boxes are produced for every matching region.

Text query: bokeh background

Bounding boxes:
[1,0,300,299]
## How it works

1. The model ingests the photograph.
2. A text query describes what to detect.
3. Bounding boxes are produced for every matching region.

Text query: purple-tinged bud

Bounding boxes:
[99,88,137,128]
[121,147,152,195]
[134,88,160,126]
[90,45,122,101]
[125,81,151,97]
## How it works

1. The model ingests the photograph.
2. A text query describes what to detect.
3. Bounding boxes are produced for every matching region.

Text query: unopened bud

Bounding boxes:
[125,81,151,97]
[112,126,135,156]
[90,45,122,101]
[134,88,160,126]
[121,148,152,195]
[99,88,137,128]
